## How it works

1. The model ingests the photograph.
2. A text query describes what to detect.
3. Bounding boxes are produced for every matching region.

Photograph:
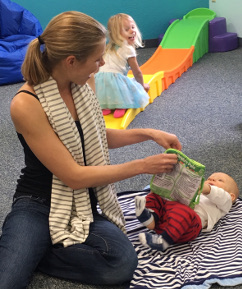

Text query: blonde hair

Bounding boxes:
[22,11,106,85]
[227,174,239,202]
[106,13,143,52]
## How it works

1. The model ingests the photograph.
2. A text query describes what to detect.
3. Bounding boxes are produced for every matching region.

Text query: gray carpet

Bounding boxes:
[0,45,241,288]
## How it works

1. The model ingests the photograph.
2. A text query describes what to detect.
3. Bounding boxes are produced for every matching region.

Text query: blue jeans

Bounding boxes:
[0,196,138,289]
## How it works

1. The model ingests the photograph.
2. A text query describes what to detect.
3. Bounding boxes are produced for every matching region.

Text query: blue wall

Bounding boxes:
[13,0,209,40]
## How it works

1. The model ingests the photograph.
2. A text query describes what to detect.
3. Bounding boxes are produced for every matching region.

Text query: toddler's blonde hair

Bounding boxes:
[106,13,143,52]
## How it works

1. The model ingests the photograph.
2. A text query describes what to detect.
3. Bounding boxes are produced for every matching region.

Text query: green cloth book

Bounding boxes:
[150,149,205,209]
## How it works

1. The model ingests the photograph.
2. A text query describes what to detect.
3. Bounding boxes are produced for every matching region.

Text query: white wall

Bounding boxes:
[209,0,242,37]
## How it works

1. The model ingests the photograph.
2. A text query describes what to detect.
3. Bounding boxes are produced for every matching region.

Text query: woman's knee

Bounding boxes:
[101,249,138,285]
[107,239,138,284]
[0,198,51,288]
[118,248,138,282]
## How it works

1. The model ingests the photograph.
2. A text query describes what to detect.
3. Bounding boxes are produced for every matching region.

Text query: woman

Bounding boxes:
[0,11,182,288]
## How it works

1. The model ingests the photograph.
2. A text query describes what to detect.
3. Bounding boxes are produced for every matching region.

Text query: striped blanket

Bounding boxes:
[118,190,242,289]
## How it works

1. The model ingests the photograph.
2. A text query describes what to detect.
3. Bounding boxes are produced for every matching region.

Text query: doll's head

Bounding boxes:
[205,172,239,203]
[107,13,143,51]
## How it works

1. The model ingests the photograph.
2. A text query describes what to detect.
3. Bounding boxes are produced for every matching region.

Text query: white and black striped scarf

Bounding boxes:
[34,77,126,247]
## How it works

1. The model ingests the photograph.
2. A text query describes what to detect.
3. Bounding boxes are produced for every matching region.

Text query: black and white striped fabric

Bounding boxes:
[35,78,125,247]
[118,190,242,289]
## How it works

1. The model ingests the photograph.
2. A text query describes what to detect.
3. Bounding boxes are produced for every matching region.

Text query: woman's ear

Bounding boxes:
[66,56,76,67]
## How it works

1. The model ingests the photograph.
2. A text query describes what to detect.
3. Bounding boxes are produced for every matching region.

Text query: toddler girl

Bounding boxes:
[95,13,150,118]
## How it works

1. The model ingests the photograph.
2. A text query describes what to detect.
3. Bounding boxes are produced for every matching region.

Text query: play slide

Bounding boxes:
[103,8,216,130]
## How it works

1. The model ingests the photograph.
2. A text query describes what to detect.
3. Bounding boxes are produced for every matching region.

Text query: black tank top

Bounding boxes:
[13,90,97,211]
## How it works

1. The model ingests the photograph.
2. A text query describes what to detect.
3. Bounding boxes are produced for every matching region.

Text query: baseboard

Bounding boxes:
[239,37,242,47]
[142,37,242,49]
[143,39,159,48]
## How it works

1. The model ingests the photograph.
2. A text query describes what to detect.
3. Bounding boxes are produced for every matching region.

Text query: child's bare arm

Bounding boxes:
[128,56,145,86]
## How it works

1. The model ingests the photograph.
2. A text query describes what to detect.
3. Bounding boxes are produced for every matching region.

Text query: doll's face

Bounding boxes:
[205,172,239,202]
[120,17,137,45]
[206,173,233,192]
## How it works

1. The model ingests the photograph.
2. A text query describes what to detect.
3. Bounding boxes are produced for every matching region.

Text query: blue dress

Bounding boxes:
[95,42,149,109]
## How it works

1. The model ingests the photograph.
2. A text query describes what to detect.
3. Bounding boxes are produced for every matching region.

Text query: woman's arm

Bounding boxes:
[11,92,179,191]
[106,128,182,151]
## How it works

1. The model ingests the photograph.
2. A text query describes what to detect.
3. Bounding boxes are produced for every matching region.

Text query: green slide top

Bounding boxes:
[160,8,216,62]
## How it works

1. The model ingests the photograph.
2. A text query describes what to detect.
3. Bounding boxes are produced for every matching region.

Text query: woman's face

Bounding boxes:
[72,38,106,86]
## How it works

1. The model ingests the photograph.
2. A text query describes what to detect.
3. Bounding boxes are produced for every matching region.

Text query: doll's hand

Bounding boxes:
[202,183,211,195]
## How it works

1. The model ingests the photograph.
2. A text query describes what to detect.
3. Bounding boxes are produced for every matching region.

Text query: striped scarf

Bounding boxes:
[34,77,126,247]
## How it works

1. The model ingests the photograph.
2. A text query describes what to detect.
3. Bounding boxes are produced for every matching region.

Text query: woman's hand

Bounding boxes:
[142,153,178,175]
[152,130,182,151]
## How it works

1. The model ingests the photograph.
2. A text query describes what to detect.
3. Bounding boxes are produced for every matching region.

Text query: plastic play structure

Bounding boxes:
[209,17,238,52]
[104,8,238,129]
[0,0,42,85]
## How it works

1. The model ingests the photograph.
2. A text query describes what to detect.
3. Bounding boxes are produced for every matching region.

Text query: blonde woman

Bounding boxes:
[0,11,182,288]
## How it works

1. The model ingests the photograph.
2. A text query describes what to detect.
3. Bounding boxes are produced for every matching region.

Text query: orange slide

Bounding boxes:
[139,46,194,91]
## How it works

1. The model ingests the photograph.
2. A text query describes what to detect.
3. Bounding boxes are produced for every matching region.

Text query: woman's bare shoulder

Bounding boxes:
[12,83,38,108]
[10,83,44,133]
[16,83,36,96]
